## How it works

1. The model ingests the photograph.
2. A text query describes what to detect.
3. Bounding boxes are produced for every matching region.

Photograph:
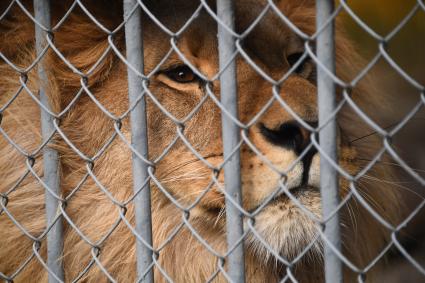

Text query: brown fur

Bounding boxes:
[0,1,401,282]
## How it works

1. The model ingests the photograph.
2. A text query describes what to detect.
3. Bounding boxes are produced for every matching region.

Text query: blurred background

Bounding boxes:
[338,0,425,281]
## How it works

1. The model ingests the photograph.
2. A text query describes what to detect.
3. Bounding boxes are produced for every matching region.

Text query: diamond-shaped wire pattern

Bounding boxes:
[0,0,424,282]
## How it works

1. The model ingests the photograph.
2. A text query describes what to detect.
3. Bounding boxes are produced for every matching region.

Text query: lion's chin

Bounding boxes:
[245,186,323,264]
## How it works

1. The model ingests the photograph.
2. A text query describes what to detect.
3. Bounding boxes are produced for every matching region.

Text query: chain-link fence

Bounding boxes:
[0,0,424,282]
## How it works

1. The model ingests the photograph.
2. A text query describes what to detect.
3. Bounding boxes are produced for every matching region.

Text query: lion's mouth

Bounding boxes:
[248,185,318,213]
[273,185,317,201]
[204,186,316,216]
[243,185,322,263]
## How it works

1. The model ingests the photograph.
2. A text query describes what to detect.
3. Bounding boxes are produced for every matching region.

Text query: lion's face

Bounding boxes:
[91,1,359,261]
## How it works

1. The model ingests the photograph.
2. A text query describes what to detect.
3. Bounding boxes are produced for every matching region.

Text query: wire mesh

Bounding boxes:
[0,0,424,282]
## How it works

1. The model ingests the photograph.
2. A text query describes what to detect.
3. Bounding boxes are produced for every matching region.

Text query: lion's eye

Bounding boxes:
[163,65,198,84]
[287,52,307,74]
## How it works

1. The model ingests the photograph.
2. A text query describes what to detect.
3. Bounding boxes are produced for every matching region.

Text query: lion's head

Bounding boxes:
[0,0,402,282]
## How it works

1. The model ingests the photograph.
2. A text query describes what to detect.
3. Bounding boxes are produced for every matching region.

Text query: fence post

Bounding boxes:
[216,0,245,282]
[123,1,154,282]
[34,0,64,282]
[316,1,343,282]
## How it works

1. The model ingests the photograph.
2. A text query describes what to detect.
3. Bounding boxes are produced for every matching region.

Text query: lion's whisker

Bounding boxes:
[345,202,358,234]
[214,207,226,226]
[349,122,399,144]
[349,118,425,144]
[161,175,210,183]
[357,159,425,174]
[175,188,215,201]
[354,181,386,213]
[160,170,210,181]
[361,174,425,200]
[161,159,211,179]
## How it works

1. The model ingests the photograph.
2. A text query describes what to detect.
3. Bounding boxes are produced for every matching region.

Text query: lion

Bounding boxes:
[0,0,402,282]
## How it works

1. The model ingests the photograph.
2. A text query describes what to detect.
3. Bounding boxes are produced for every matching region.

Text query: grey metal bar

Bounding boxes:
[34,0,64,282]
[316,1,343,282]
[123,1,154,282]
[216,1,245,282]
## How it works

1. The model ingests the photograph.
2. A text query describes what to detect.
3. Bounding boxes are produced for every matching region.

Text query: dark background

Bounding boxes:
[339,0,425,281]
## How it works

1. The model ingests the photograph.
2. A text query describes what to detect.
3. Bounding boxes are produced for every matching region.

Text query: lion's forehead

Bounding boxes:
[142,0,316,73]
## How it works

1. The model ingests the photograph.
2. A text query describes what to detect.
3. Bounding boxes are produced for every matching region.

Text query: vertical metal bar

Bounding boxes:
[34,1,64,282]
[123,1,154,282]
[216,1,245,282]
[316,1,343,282]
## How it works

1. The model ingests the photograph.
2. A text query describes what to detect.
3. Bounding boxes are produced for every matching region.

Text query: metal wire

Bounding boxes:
[34,0,64,282]
[0,0,424,282]
[316,1,343,282]
[123,0,154,282]
[217,1,245,282]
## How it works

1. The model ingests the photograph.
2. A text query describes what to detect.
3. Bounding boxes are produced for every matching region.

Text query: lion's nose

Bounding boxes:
[259,121,315,154]
[259,121,318,185]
